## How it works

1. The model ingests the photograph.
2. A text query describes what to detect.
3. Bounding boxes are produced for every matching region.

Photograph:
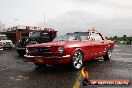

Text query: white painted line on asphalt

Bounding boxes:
[0,68,9,72]
[9,75,29,81]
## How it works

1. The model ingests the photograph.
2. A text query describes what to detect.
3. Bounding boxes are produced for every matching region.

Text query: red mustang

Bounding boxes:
[25,30,114,70]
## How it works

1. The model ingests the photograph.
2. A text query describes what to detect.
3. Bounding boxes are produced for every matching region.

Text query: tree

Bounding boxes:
[123,35,127,41]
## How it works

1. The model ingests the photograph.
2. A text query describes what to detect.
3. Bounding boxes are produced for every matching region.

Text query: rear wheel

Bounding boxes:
[103,49,112,61]
[71,50,83,70]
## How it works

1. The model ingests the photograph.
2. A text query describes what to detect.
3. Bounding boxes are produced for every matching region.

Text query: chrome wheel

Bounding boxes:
[72,51,83,70]
[108,49,112,59]
[103,49,112,61]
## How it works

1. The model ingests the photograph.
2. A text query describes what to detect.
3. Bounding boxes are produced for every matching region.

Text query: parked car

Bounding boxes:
[0,41,3,50]
[0,34,13,49]
[16,30,57,56]
[25,30,114,70]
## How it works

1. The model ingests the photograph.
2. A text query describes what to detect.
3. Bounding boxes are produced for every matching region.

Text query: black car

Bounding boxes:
[16,30,57,56]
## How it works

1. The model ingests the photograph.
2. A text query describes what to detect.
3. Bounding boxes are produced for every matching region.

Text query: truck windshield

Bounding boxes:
[0,36,9,40]
[53,32,89,42]
[30,31,41,37]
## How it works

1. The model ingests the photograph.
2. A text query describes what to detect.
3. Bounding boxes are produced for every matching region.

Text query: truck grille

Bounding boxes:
[6,42,10,44]
[3,42,11,46]
[28,47,51,53]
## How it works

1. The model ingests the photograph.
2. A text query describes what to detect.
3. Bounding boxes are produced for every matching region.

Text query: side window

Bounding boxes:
[75,35,81,40]
[30,32,40,37]
[80,36,88,40]
[41,32,50,38]
[69,36,75,40]
[90,33,103,41]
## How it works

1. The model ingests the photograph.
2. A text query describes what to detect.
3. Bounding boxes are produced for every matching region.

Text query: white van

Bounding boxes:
[0,34,13,49]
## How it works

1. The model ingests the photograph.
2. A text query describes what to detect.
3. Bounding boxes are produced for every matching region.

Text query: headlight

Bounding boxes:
[58,46,64,53]
[26,48,29,53]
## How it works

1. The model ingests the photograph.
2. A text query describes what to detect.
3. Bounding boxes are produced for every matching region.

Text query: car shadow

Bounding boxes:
[33,64,78,73]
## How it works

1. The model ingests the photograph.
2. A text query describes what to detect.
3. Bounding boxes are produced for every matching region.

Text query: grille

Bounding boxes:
[28,47,51,53]
[6,42,10,44]
[39,47,51,52]
[28,47,39,52]
[3,42,11,46]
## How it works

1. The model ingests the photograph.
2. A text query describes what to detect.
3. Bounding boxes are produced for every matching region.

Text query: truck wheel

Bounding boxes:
[34,63,46,67]
[71,50,83,70]
[103,49,112,61]
[17,51,25,56]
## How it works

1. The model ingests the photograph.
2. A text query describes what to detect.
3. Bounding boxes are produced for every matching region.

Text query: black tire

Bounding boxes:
[17,50,25,56]
[34,63,46,67]
[71,50,84,70]
[103,49,112,61]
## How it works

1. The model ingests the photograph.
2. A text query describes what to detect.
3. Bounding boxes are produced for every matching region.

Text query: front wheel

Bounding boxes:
[103,49,112,61]
[71,50,83,70]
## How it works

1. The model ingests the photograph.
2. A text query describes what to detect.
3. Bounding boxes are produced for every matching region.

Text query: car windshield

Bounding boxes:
[0,36,9,40]
[53,32,89,42]
[30,31,41,37]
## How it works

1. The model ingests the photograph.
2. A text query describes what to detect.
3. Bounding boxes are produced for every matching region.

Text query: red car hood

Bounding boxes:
[27,41,67,48]
[27,40,91,48]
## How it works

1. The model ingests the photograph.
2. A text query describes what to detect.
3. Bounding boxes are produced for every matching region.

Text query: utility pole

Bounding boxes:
[0,22,2,32]
[43,12,46,27]
[0,22,1,29]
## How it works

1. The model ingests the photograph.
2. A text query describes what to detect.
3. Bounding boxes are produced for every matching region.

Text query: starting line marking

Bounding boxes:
[0,68,9,72]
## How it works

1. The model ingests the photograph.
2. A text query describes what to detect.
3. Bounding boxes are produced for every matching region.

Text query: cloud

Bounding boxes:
[1,0,132,37]
[37,0,132,37]
[37,11,132,37]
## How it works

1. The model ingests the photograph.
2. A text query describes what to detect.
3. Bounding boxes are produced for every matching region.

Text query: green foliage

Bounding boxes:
[108,36,132,41]
[108,36,132,45]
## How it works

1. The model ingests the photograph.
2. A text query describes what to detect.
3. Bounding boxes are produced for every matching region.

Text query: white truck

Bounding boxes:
[0,34,13,49]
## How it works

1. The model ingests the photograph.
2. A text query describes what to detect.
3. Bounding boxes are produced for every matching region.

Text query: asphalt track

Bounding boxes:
[0,45,132,88]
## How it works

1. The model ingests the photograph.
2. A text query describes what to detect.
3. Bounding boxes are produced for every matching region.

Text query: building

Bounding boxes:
[0,25,56,44]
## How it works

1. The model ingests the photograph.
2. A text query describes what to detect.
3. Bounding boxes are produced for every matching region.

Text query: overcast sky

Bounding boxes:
[0,0,132,37]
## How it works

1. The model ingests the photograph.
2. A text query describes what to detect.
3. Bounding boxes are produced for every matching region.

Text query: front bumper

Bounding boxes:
[3,45,12,48]
[24,54,70,58]
[0,47,3,50]
[24,54,71,64]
